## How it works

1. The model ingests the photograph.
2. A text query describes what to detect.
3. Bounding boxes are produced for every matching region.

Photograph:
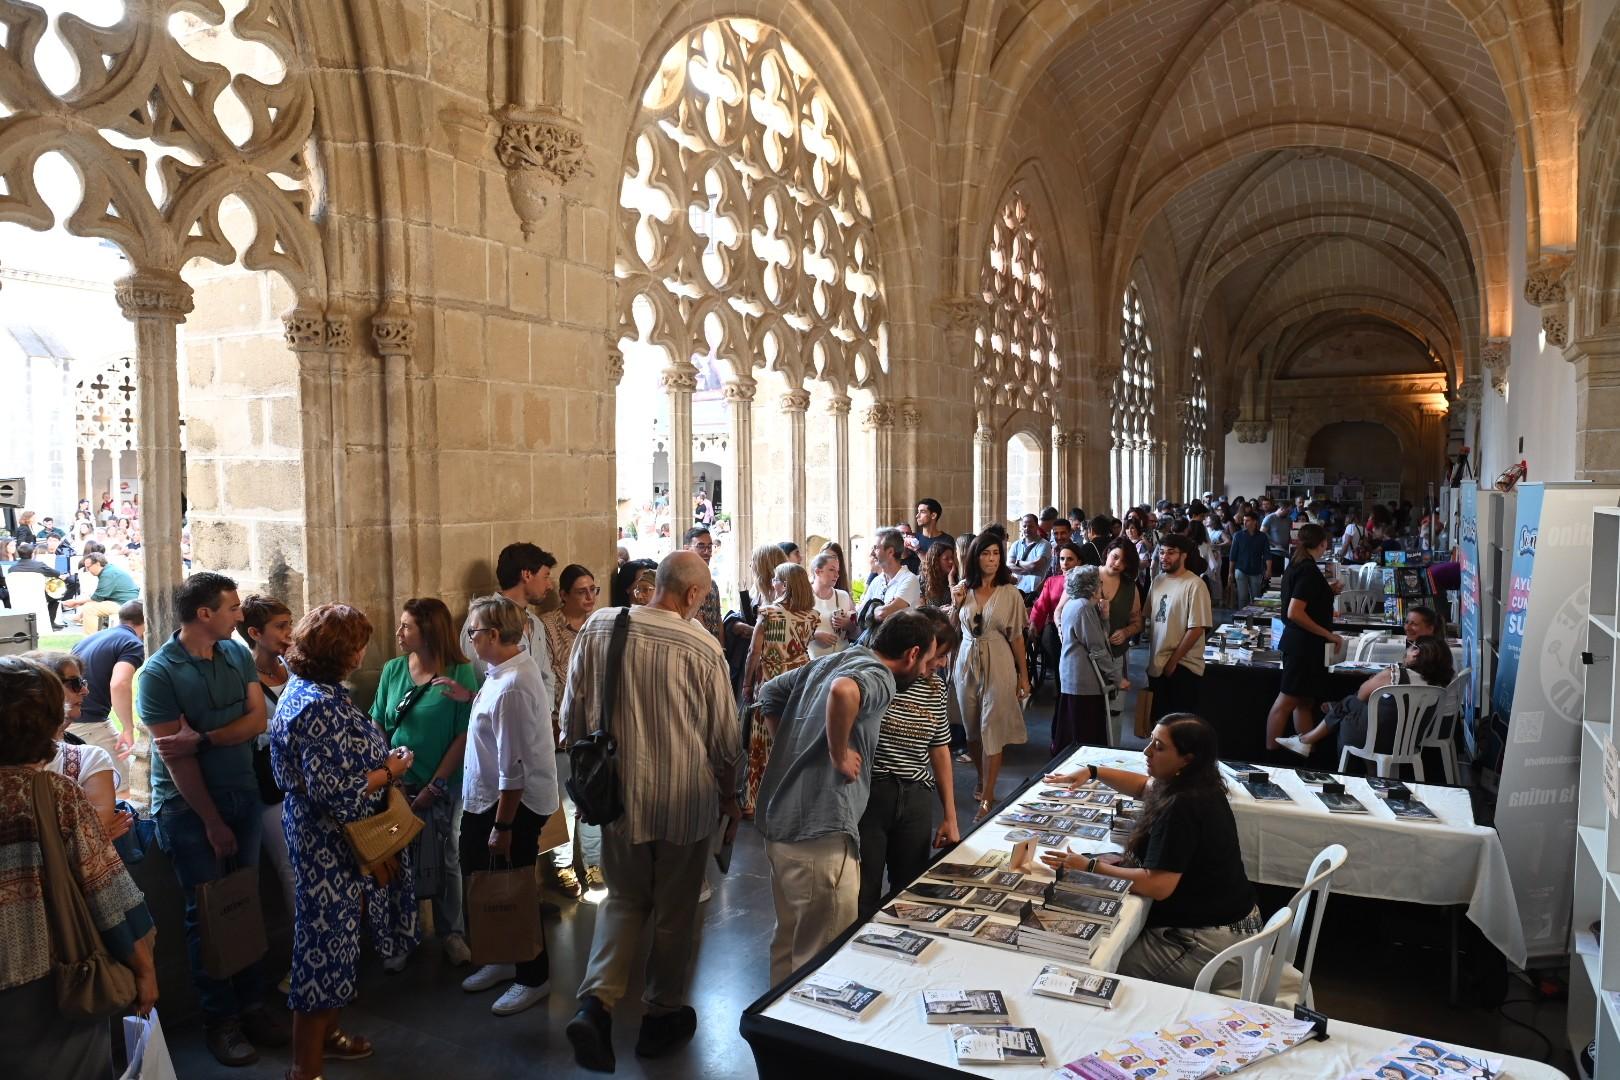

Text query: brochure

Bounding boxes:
[949,1025,1047,1065]
[1333,1037,1503,1079]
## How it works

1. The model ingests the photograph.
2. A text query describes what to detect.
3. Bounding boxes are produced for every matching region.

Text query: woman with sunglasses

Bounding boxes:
[24,650,135,843]
[540,565,604,899]
[370,598,480,970]
[948,531,1031,819]
[610,558,658,608]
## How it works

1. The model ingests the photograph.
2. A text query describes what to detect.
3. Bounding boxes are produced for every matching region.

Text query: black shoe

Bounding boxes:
[635,1005,696,1058]
[240,1005,290,1048]
[566,995,616,1073]
[205,1020,259,1067]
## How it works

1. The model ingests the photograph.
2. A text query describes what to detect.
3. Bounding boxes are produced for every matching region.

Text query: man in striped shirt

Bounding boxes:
[562,552,741,1071]
[856,606,962,918]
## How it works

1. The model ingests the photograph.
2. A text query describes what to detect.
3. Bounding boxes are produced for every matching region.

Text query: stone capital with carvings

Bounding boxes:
[900,401,920,429]
[115,271,194,322]
[1479,337,1509,395]
[829,394,854,417]
[934,295,984,347]
[1523,257,1573,349]
[371,308,417,358]
[323,314,353,352]
[973,425,995,445]
[780,389,811,414]
[1454,377,1483,407]
[495,106,591,240]
[659,365,699,394]
[720,380,755,404]
[1233,420,1269,444]
[861,400,896,430]
[283,308,326,352]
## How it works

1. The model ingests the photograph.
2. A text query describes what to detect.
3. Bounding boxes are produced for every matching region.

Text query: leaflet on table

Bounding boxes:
[1052,1003,1318,1080]
[1332,1037,1502,1079]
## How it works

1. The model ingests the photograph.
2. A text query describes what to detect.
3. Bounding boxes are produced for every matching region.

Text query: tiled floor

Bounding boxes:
[167,644,1576,1078]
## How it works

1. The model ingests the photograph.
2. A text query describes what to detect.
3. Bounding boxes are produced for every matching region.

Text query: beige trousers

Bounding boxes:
[765,833,859,986]
[78,600,121,633]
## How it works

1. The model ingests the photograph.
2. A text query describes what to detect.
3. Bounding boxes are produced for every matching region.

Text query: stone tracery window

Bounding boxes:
[1182,343,1209,498]
[975,189,1059,414]
[1111,282,1156,511]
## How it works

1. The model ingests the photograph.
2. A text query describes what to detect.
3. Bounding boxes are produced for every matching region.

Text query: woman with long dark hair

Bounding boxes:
[1265,523,1345,750]
[1277,635,1455,758]
[609,558,658,609]
[1043,714,1257,989]
[949,530,1030,819]
[920,539,958,609]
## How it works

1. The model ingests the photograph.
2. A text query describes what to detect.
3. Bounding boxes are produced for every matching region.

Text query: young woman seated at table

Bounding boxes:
[1275,635,1455,759]
[1042,713,1259,990]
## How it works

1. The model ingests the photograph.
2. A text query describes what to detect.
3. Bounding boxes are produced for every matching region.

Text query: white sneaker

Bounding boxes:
[382,952,409,973]
[443,933,472,967]
[462,964,516,992]
[699,880,713,903]
[491,981,550,1016]
[1276,735,1310,758]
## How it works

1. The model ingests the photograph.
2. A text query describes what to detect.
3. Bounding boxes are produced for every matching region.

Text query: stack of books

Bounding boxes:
[874,901,953,930]
[1053,867,1132,899]
[1042,886,1125,925]
[1015,900,1108,964]
[850,925,935,963]
[898,882,975,906]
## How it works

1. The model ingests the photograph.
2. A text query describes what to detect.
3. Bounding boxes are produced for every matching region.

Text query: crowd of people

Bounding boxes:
[0,486,1458,1078]
[1,496,169,633]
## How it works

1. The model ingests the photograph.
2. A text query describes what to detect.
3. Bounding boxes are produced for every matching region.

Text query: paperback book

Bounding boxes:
[970,919,1021,950]
[929,862,1000,885]
[901,882,975,905]
[936,909,991,937]
[1054,868,1132,898]
[1241,778,1293,801]
[1037,788,1093,802]
[997,811,1054,826]
[874,901,952,928]
[1022,801,1073,814]
[788,977,882,1019]
[851,926,935,963]
[1333,1037,1502,1079]
[1042,888,1123,924]
[1016,902,1106,960]
[1295,769,1335,785]
[987,870,1026,889]
[967,887,1015,910]
[1384,797,1440,822]
[1030,963,1120,1008]
[1317,791,1371,815]
[1036,831,1072,846]
[919,988,1009,1024]
[948,1025,1047,1065]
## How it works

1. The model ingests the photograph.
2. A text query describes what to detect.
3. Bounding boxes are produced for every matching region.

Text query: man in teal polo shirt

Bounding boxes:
[64,551,141,632]
[138,571,286,1066]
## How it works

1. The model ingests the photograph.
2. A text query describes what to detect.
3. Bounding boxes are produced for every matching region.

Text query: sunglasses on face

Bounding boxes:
[60,676,86,692]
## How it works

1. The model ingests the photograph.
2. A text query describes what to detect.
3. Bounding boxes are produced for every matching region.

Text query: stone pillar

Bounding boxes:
[373,305,418,606]
[1051,428,1072,513]
[830,394,852,553]
[284,306,335,606]
[862,398,897,531]
[661,364,698,535]
[1569,336,1620,483]
[723,380,756,592]
[1269,414,1291,478]
[1419,404,1449,482]
[779,388,811,544]
[1523,259,1572,349]
[1480,338,1510,397]
[972,418,996,529]
[116,270,194,650]
[81,449,93,505]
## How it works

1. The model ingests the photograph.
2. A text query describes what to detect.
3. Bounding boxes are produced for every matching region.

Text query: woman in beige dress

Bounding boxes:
[949,530,1031,819]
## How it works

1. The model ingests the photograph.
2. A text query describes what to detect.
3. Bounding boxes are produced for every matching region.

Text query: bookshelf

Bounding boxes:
[1570,506,1620,1075]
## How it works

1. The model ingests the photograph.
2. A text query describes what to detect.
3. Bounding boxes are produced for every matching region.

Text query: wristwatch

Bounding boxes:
[491,820,514,832]
[196,730,213,753]
[1087,763,1099,783]
[431,777,448,792]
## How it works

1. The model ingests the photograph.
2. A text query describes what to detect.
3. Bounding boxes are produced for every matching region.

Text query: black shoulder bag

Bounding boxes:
[566,608,631,825]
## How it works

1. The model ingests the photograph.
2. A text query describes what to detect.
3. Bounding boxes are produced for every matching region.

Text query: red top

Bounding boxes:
[1029,573,1066,634]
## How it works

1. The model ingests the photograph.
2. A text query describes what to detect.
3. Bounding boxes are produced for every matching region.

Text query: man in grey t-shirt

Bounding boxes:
[755,610,938,984]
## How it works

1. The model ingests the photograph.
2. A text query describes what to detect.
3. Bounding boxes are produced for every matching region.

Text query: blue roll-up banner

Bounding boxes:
[1457,485,1482,754]
[1490,483,1542,724]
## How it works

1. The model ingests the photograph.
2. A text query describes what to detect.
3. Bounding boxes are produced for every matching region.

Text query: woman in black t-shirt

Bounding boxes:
[1264,524,1344,752]
[1043,714,1258,990]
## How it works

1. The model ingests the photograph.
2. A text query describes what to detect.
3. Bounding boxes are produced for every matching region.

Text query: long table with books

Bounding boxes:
[1060,746,1527,968]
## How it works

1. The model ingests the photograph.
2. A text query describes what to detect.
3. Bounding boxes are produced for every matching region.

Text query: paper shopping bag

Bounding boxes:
[120,1009,178,1080]
[1133,688,1155,739]
[466,865,543,966]
[536,807,571,855]
[196,867,267,979]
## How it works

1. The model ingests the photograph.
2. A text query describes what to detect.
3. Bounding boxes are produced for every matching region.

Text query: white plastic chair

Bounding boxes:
[1339,683,1445,780]
[1193,905,1295,1003]
[3,571,52,629]
[1420,668,1470,785]
[1261,843,1348,1008]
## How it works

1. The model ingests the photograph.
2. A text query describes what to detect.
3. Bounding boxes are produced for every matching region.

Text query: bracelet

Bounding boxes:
[1088,763,1099,783]
[1087,856,1098,873]
[491,820,514,832]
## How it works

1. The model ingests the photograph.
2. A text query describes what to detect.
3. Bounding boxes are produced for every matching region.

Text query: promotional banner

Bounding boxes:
[1457,485,1482,754]
[1494,484,1619,959]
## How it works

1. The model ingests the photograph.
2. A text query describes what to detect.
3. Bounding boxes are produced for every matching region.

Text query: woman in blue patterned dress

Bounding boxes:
[270,604,420,1080]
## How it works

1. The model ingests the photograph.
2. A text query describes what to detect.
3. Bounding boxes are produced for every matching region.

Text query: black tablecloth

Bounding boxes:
[1194,661,1366,762]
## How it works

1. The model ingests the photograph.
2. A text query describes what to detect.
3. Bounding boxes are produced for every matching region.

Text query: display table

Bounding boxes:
[1060,747,1527,968]
[1194,656,1365,761]
[745,933,1559,1080]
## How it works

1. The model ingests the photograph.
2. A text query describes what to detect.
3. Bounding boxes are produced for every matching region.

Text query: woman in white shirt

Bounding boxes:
[24,650,130,841]
[807,550,853,659]
[452,594,557,1017]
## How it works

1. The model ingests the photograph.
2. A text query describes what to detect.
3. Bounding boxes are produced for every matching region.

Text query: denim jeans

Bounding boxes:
[1234,570,1265,609]
[856,777,936,920]
[154,787,266,1022]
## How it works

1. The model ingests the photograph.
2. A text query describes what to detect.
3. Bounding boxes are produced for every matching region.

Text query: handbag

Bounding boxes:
[567,607,630,826]
[29,771,138,1015]
[343,783,423,870]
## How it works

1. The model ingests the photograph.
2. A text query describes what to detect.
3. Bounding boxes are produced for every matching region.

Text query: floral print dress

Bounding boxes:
[741,606,821,815]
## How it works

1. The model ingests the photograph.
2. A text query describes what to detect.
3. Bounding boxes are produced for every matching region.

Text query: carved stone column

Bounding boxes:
[495,106,590,239]
[830,394,853,553]
[1234,420,1269,444]
[116,270,194,649]
[373,304,418,606]
[1480,337,1510,396]
[284,305,336,606]
[972,419,996,529]
[1453,377,1483,456]
[1568,335,1620,483]
[1523,258,1572,349]
[1269,414,1291,477]
[863,399,897,533]
[723,381,756,592]
[1419,403,1449,481]
[779,388,811,544]
[660,365,699,533]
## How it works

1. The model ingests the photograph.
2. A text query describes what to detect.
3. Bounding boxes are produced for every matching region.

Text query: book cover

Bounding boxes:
[948,1025,1047,1065]
[1030,963,1120,1008]
[1037,788,1091,801]
[851,927,934,962]
[1054,868,1132,897]
[1384,797,1440,821]
[938,910,990,937]
[1043,889,1123,923]
[1317,791,1370,814]
[1022,801,1072,814]
[1036,831,1070,846]
[903,882,974,904]
[1241,778,1293,801]
[875,901,952,927]
[789,977,882,1019]
[987,870,1025,889]
[970,920,1021,950]
[967,887,1013,909]
[1295,769,1334,785]
[997,811,1053,826]
[1019,902,1107,943]
[1068,823,1111,841]
[1010,878,1051,898]
[920,989,1009,1024]
[930,861,998,883]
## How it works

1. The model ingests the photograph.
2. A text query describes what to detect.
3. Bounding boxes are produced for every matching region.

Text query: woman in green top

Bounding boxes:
[370,597,479,969]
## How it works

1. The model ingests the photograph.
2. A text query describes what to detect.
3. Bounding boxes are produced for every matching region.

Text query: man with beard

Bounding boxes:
[754,610,938,983]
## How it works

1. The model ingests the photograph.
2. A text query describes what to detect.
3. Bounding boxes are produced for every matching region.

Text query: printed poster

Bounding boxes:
[1489,483,1541,724]
[1457,485,1482,753]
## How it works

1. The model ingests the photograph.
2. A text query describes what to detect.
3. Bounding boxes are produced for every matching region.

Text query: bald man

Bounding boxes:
[563,550,741,1070]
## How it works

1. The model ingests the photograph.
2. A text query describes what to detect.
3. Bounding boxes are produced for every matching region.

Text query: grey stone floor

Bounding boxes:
[166,642,1575,1078]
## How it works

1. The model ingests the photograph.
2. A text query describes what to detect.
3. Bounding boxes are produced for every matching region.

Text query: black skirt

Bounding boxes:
[1279,648,1329,700]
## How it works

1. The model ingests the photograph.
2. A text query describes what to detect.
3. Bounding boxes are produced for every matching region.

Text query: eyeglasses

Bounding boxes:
[60,676,86,692]
[467,627,496,638]
[571,586,602,597]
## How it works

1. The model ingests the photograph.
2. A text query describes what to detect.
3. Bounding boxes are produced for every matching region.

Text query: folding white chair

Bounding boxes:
[1421,669,1471,785]
[1193,906,1295,1003]
[1261,843,1348,1008]
[1339,683,1444,780]
[3,572,53,629]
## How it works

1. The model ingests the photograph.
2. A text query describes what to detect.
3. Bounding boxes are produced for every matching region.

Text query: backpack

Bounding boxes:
[566,609,631,826]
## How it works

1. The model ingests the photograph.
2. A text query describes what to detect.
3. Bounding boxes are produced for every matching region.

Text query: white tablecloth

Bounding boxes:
[761,932,1560,1080]
[1059,748,1527,967]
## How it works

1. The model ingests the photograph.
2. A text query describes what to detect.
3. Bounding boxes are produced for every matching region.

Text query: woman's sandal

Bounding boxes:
[974,799,993,821]
[324,1029,374,1061]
